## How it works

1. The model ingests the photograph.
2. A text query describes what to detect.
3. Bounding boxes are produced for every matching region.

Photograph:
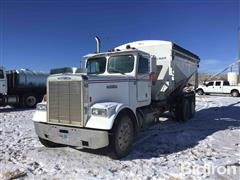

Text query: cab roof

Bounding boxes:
[84,49,149,59]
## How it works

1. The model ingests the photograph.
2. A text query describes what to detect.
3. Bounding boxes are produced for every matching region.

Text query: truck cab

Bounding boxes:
[33,49,154,158]
[84,50,152,108]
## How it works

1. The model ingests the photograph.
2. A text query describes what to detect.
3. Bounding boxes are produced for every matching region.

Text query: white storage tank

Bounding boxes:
[227,72,238,85]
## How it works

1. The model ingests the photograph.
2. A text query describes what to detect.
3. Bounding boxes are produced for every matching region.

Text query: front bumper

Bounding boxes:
[34,122,109,149]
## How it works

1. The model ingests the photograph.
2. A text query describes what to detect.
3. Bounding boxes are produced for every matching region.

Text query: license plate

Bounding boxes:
[59,132,69,140]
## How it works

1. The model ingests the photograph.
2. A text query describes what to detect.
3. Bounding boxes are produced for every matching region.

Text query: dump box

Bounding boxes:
[115,40,200,101]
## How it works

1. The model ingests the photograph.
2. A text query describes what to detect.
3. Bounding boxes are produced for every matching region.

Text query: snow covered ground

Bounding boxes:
[0,96,240,179]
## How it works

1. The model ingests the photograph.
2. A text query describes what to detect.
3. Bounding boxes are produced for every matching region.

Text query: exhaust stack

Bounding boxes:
[95,36,101,53]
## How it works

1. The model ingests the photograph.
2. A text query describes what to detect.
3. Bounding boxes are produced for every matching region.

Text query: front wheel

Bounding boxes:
[110,115,134,159]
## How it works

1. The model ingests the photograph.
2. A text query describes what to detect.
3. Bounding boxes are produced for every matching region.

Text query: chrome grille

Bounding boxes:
[48,81,83,126]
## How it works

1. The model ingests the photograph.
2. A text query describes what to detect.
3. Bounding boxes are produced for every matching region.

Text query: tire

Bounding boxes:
[110,114,134,159]
[182,98,190,121]
[189,96,196,118]
[24,94,37,108]
[197,89,204,95]
[231,90,239,97]
[174,98,191,122]
[39,137,65,148]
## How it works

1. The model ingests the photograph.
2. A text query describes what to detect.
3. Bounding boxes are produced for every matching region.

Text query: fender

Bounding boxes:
[33,102,47,122]
[33,102,137,131]
[33,110,47,122]
[85,102,136,130]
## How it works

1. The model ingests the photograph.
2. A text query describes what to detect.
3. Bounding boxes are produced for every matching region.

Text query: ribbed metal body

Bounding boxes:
[6,69,48,89]
[48,80,84,127]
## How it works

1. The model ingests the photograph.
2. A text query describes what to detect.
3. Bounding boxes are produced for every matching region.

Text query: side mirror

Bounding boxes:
[149,56,157,81]
[150,55,157,74]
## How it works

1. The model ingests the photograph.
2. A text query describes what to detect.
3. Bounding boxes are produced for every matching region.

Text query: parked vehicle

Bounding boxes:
[197,80,240,97]
[33,40,200,158]
[0,67,48,108]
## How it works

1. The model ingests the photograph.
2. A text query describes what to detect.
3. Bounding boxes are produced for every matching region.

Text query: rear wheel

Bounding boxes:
[173,98,191,122]
[189,96,196,118]
[182,99,190,121]
[24,94,37,108]
[231,90,239,97]
[110,114,134,159]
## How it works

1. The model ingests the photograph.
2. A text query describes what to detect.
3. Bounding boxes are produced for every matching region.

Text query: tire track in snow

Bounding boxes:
[195,95,210,111]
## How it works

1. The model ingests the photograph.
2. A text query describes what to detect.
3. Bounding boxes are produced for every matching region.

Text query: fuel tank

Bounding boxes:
[6,69,48,90]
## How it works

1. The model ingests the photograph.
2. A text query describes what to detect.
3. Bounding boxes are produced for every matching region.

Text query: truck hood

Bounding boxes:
[86,75,136,83]
[48,73,136,84]
[198,85,205,88]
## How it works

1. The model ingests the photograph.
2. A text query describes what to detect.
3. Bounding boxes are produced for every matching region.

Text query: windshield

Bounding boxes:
[107,55,134,74]
[86,57,106,74]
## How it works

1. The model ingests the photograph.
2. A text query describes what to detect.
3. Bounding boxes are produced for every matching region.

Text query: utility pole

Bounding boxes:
[238,27,240,82]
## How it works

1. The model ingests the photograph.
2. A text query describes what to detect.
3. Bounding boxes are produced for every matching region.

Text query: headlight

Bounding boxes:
[42,94,47,102]
[91,108,108,117]
[36,103,47,111]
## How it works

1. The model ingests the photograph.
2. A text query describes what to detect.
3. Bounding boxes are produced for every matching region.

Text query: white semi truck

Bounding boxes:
[33,40,200,158]
[0,67,48,108]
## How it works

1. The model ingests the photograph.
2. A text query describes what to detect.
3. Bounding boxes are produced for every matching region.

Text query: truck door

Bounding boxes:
[205,81,214,93]
[136,55,151,102]
[214,81,222,93]
[222,81,230,93]
[0,68,7,95]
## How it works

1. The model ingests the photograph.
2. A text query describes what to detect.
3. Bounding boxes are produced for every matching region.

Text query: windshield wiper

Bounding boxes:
[109,67,125,75]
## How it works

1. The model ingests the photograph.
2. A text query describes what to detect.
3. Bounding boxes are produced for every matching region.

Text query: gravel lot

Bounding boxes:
[0,96,240,179]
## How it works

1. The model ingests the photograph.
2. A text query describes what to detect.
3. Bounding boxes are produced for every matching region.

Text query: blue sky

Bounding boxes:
[0,0,239,73]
